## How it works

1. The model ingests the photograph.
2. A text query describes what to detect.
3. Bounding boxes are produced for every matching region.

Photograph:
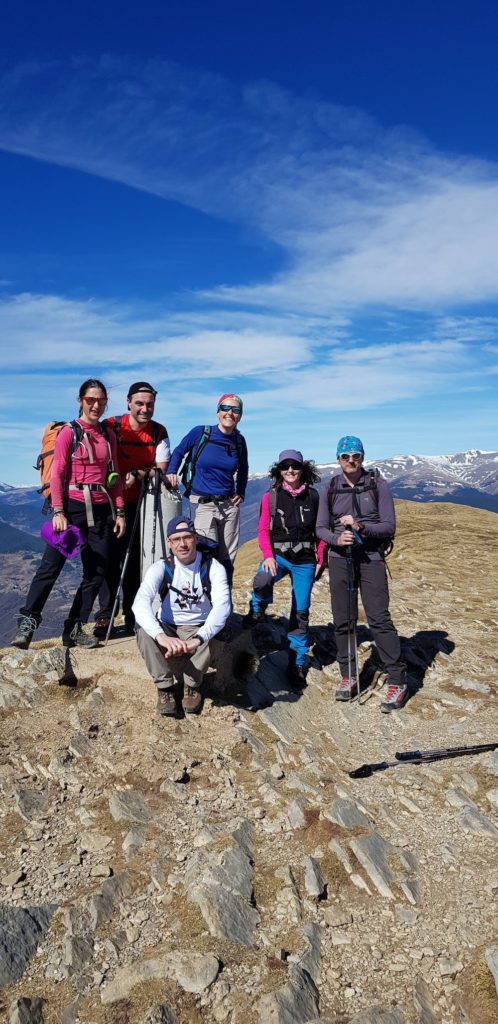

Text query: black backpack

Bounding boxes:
[158,548,214,604]
[327,469,394,557]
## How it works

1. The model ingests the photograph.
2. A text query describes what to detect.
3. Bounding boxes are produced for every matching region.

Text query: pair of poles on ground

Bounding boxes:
[104,472,179,644]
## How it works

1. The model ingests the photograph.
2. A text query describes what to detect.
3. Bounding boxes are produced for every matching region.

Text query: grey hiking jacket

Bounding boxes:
[316,469,396,560]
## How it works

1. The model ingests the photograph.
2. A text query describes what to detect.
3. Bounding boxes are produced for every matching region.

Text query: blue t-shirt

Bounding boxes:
[168,425,248,498]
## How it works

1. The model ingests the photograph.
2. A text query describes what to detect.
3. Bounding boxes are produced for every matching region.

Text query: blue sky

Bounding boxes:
[1,0,497,483]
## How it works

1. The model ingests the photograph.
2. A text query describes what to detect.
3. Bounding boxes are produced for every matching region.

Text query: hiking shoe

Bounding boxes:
[182,686,202,714]
[62,623,100,649]
[242,607,266,629]
[380,683,409,713]
[335,676,358,701]
[11,613,38,650]
[156,688,177,717]
[288,663,308,691]
[93,617,111,639]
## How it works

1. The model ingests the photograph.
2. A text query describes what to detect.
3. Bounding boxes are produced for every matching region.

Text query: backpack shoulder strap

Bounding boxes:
[158,555,175,603]
[268,487,278,531]
[111,415,122,443]
[199,550,213,601]
[191,425,211,473]
[309,486,319,517]
[69,419,84,454]
[327,474,339,513]
[149,420,167,448]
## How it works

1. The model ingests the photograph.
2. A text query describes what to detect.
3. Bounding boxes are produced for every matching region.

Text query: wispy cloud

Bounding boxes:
[2,58,498,314]
[0,57,497,480]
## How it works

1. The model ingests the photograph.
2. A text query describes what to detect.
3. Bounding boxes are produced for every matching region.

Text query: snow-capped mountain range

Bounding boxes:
[0,450,497,549]
[242,449,498,538]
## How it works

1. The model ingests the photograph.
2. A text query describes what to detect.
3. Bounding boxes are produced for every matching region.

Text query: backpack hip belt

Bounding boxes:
[274,540,314,554]
[71,482,115,527]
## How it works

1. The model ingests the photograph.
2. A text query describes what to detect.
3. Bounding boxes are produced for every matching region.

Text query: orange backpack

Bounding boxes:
[35,420,83,511]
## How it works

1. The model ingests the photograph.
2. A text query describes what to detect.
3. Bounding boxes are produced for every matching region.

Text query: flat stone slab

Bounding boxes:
[349,832,419,903]
[191,883,260,946]
[348,1010,405,1023]
[101,952,219,1003]
[8,997,46,1024]
[14,789,49,823]
[413,976,438,1023]
[257,964,319,1023]
[0,904,57,985]
[303,856,325,898]
[324,797,370,829]
[485,946,498,996]
[108,790,153,824]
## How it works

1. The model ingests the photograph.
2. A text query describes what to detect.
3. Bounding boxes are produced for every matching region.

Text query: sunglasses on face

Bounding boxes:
[83,396,106,405]
[339,453,362,461]
[218,404,241,414]
[280,462,302,471]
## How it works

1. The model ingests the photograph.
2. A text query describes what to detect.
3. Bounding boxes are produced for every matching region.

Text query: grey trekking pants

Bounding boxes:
[189,496,240,585]
[136,624,212,692]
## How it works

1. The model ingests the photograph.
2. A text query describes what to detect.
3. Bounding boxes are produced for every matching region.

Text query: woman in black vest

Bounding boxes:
[244,449,324,687]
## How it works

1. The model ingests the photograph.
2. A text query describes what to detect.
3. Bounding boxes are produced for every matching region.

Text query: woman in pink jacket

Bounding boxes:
[12,379,125,650]
[244,449,325,688]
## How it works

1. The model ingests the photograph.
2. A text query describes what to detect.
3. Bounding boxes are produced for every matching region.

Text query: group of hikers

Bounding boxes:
[12,378,408,718]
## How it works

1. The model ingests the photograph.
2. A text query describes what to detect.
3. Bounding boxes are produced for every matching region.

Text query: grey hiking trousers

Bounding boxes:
[329,556,406,685]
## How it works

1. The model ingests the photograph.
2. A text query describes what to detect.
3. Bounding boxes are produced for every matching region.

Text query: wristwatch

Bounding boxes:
[193,633,204,644]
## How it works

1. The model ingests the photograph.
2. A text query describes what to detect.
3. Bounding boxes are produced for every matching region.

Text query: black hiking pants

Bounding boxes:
[20,501,112,630]
[328,555,406,685]
[97,500,140,627]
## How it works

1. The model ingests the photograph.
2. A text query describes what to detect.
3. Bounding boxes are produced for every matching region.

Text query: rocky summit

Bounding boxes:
[0,500,497,1024]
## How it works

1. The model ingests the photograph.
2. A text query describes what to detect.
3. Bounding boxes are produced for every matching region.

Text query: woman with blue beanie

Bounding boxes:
[316,435,408,712]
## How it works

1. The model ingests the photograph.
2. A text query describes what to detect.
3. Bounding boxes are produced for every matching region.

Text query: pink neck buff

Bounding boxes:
[282,481,307,497]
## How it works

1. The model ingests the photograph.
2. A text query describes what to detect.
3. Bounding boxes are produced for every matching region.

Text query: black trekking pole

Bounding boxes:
[156,477,168,561]
[344,535,358,702]
[349,741,498,779]
[151,471,161,564]
[104,476,148,645]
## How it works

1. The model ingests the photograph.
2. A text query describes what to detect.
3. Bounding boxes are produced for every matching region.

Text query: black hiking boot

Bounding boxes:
[62,623,100,649]
[242,607,266,629]
[287,650,307,691]
[11,613,38,650]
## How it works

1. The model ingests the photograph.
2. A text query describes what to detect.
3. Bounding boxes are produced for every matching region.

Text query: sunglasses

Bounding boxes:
[339,452,362,461]
[218,404,241,414]
[280,461,302,471]
[82,396,107,405]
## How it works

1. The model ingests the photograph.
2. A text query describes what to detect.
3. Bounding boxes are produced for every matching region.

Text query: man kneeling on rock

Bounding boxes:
[132,516,230,716]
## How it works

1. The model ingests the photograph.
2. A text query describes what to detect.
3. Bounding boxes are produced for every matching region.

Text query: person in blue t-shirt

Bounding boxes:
[166,393,248,584]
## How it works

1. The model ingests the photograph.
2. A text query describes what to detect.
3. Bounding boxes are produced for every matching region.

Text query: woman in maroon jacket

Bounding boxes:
[316,435,408,712]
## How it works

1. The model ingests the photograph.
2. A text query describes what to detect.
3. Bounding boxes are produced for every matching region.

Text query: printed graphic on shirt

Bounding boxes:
[173,581,203,610]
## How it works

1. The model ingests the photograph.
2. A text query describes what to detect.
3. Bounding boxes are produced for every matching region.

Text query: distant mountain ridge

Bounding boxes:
[0,450,497,548]
[243,448,498,540]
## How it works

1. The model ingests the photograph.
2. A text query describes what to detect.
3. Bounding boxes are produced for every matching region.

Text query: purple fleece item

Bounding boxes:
[40,521,85,559]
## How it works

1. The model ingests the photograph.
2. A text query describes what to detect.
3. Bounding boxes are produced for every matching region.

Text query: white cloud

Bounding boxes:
[2,58,498,314]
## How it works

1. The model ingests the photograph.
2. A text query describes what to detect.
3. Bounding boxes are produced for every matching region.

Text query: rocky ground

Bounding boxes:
[0,500,498,1024]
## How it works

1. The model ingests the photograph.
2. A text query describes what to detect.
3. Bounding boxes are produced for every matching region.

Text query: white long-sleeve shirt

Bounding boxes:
[132,552,230,644]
